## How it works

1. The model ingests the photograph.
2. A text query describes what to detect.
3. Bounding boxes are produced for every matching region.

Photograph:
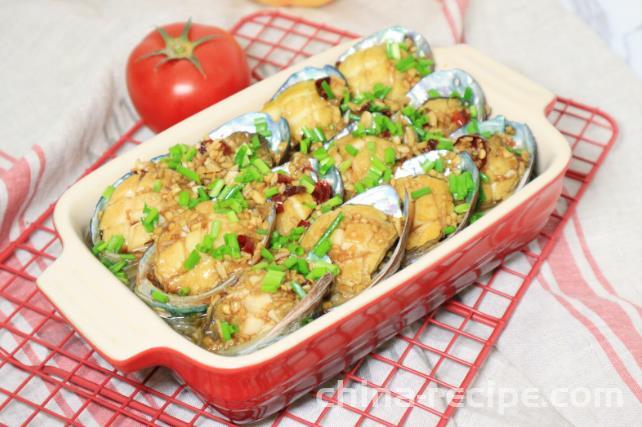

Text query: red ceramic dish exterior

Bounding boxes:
[93,154,566,423]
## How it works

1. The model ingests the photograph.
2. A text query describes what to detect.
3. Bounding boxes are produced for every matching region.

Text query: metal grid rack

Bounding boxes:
[0,10,618,427]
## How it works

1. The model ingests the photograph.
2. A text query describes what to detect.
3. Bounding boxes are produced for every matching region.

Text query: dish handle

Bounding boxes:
[37,250,169,368]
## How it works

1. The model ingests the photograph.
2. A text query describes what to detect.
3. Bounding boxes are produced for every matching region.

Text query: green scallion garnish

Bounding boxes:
[219,320,238,342]
[224,233,241,259]
[141,204,159,232]
[299,175,316,193]
[443,225,456,235]
[291,281,306,299]
[178,190,191,207]
[321,80,335,99]
[261,269,286,293]
[151,289,169,304]
[345,144,359,157]
[183,250,201,270]
[384,147,396,165]
[411,187,432,200]
[261,247,274,261]
[264,186,280,199]
[320,195,343,213]
[454,203,470,214]
[105,234,125,253]
[102,185,115,200]
[310,211,344,257]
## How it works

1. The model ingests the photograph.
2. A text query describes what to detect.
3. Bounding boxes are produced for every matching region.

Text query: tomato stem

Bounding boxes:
[138,18,219,77]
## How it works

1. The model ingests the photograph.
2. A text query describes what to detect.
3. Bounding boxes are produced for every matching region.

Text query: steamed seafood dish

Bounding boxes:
[300,186,408,309]
[404,69,488,140]
[337,26,434,112]
[201,268,333,355]
[262,66,348,146]
[89,26,537,355]
[392,151,478,261]
[92,159,187,255]
[451,116,536,210]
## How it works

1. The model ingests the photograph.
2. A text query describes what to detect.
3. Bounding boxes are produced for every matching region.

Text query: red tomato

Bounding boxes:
[126,20,250,132]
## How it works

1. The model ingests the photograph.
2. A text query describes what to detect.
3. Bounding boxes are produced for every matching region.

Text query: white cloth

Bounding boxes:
[0,0,639,425]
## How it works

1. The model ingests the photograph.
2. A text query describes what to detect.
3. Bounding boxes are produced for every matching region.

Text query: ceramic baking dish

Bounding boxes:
[38,43,570,423]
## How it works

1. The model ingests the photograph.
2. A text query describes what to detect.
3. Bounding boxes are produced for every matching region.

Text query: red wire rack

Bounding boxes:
[0,10,618,427]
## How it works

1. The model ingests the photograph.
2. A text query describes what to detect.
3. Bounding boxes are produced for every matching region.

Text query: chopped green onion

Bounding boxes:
[226,211,239,222]
[443,225,456,235]
[197,187,209,201]
[312,238,333,258]
[291,281,306,299]
[312,147,329,161]
[224,233,241,259]
[152,180,162,193]
[282,255,297,269]
[209,220,221,240]
[434,158,445,173]
[454,203,470,214]
[320,80,335,99]
[264,186,280,199]
[254,116,271,137]
[92,240,108,255]
[411,187,432,200]
[468,105,478,118]
[437,139,454,151]
[320,195,343,213]
[297,258,309,274]
[219,320,238,342]
[253,261,269,271]
[251,134,261,150]
[310,211,344,256]
[345,144,359,157]
[308,260,340,277]
[384,147,396,165]
[386,41,401,60]
[106,234,125,253]
[183,250,201,270]
[252,158,271,175]
[339,159,353,172]
[102,185,115,200]
[463,86,474,102]
[299,175,316,193]
[208,179,225,198]
[261,269,286,293]
[300,138,309,154]
[428,89,441,98]
[395,56,416,72]
[372,83,391,99]
[151,289,169,304]
[470,212,484,223]
[234,144,251,167]
[141,204,159,232]
[176,165,200,183]
[178,287,190,296]
[256,228,269,235]
[319,156,335,175]
[261,247,274,261]
[466,119,479,134]
[178,190,191,207]
[421,160,435,173]
[506,146,524,156]
[312,127,326,142]
[480,173,489,183]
